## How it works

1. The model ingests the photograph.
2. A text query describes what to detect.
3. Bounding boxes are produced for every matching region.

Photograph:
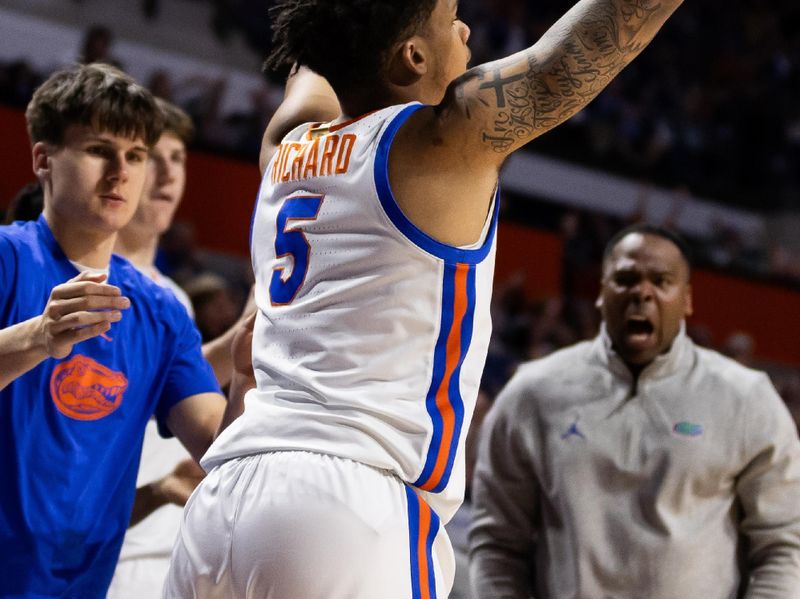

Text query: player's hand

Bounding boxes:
[37,271,130,359]
[154,459,206,507]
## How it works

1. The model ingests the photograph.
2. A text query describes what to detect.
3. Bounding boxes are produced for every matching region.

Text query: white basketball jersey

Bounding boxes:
[203,102,499,521]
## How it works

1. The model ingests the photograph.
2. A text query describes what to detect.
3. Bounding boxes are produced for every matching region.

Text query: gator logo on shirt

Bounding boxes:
[673,421,704,437]
[50,355,128,421]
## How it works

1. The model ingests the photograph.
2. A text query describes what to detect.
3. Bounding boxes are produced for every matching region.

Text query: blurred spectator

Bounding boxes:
[3,182,44,224]
[0,60,42,108]
[156,221,205,283]
[184,272,239,342]
[686,322,714,348]
[723,331,757,367]
[78,24,124,69]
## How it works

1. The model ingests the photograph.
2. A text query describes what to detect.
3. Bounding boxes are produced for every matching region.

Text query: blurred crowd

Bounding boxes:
[5,1,799,209]
[2,1,799,413]
[4,1,800,282]
[459,0,800,214]
[0,23,280,159]
[135,0,800,213]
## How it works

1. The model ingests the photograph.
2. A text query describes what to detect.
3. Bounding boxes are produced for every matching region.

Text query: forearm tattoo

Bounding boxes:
[460,0,671,153]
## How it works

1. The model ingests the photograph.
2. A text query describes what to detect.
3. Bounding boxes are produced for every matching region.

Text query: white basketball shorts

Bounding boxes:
[164,451,455,598]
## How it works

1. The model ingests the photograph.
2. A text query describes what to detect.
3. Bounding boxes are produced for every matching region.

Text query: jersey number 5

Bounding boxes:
[269,195,324,306]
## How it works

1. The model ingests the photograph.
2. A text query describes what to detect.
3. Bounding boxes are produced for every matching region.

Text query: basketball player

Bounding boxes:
[166,0,685,597]
[0,63,243,597]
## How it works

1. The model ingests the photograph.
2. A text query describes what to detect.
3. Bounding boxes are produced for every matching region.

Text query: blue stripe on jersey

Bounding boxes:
[413,263,456,489]
[373,104,500,265]
[426,508,441,599]
[434,264,477,493]
[406,485,422,599]
[405,486,440,599]
[414,262,477,493]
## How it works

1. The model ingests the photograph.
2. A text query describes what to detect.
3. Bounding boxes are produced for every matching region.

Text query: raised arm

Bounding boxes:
[389,0,683,248]
[259,66,341,174]
[441,0,684,163]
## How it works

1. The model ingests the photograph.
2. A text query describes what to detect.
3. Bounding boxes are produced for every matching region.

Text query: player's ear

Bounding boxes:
[385,37,428,86]
[32,142,53,181]
[684,283,693,318]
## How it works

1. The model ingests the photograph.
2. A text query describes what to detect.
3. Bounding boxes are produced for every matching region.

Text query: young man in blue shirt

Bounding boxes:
[0,63,243,598]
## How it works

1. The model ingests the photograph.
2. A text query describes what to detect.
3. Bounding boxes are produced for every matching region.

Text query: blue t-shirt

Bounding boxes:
[0,217,221,598]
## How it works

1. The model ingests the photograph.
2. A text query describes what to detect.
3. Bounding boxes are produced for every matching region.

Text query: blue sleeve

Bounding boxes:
[154,301,222,436]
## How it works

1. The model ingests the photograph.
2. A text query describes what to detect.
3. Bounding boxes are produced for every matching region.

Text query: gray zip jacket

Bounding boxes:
[470,326,800,598]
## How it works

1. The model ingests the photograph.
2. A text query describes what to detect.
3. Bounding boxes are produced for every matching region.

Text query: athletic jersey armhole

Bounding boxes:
[373,104,500,265]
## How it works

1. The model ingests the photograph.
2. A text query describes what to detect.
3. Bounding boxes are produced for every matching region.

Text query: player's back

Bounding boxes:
[203,102,499,520]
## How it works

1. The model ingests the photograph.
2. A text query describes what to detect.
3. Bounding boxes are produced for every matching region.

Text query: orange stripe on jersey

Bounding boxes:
[405,485,440,599]
[418,501,432,599]
[419,263,469,491]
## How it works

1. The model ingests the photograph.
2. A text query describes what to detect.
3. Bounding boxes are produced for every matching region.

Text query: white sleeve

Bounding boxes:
[738,373,800,598]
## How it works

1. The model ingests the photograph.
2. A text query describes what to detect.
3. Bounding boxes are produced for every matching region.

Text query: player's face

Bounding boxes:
[41,125,148,234]
[422,0,471,99]
[129,133,187,235]
[597,233,693,367]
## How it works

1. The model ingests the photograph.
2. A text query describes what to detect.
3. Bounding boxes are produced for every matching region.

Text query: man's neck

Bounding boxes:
[115,227,158,269]
[43,209,115,269]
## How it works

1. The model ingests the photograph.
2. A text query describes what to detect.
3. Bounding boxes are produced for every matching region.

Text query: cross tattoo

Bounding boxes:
[479,68,526,108]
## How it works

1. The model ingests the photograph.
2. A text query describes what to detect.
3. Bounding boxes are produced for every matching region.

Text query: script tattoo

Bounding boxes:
[470,0,667,153]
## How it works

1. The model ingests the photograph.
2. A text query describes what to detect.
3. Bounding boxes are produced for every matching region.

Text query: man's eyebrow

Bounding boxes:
[84,136,148,154]
[84,135,113,144]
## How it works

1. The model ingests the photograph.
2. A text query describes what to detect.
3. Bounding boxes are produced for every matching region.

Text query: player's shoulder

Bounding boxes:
[0,219,40,250]
[0,219,52,272]
[516,341,595,384]
[496,341,595,411]
[692,344,774,396]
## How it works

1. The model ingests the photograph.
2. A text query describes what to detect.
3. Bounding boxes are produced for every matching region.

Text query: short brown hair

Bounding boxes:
[156,97,195,145]
[25,63,163,147]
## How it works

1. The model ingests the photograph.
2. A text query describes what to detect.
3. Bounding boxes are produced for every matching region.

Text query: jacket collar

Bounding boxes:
[590,321,693,385]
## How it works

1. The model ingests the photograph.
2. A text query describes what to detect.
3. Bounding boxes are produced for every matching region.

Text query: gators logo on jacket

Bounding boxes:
[50,355,128,421]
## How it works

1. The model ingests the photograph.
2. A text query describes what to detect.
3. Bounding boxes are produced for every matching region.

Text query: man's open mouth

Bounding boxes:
[626,318,653,334]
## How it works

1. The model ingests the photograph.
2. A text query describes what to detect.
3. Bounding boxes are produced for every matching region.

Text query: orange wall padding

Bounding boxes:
[494,223,562,298]
[691,270,799,366]
[1,106,798,366]
[179,151,261,257]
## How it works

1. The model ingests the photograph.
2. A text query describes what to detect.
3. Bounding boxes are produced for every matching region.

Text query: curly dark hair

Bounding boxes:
[26,63,163,147]
[265,0,438,95]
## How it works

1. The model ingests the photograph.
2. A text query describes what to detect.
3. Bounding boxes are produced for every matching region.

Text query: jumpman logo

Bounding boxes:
[561,420,586,441]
